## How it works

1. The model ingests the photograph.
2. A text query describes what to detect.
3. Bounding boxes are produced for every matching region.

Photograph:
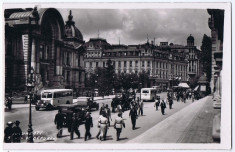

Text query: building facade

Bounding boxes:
[208,9,224,98]
[5,7,86,94]
[84,38,189,90]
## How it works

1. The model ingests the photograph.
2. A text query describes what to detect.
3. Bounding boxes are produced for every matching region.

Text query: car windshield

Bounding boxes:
[42,92,53,98]
[142,90,149,93]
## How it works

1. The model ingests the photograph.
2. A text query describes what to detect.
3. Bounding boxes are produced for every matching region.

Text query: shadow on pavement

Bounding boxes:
[134,127,141,130]
[118,137,128,141]
[104,135,113,141]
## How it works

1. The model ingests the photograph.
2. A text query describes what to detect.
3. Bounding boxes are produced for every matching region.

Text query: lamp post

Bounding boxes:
[26,67,35,143]
[139,82,142,102]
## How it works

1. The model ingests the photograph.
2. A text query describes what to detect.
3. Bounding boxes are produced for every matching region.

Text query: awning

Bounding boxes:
[194,85,199,91]
[178,83,190,88]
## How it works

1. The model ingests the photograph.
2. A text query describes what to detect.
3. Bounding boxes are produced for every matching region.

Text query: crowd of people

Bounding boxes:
[5,90,199,143]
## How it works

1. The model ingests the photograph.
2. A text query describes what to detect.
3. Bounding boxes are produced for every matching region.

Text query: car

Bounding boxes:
[74,97,99,111]
[212,113,221,142]
[111,93,131,112]
[57,103,87,127]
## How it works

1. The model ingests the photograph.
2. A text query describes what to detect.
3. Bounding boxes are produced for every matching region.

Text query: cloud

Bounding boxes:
[59,9,211,48]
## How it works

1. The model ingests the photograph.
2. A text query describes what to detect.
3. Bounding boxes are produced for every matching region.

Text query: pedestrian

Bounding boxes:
[154,99,160,111]
[84,112,93,141]
[168,98,173,109]
[138,100,144,116]
[99,112,108,141]
[129,106,138,130]
[192,92,195,103]
[96,114,102,139]
[117,101,123,117]
[12,120,22,143]
[105,104,112,126]
[54,109,64,138]
[4,121,13,143]
[160,99,167,115]
[99,103,105,115]
[114,113,125,141]
[66,112,73,133]
[70,113,81,140]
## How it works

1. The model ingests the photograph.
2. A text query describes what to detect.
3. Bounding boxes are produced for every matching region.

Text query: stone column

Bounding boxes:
[31,38,36,70]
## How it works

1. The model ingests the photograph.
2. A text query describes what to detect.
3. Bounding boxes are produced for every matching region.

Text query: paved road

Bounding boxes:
[4,92,198,143]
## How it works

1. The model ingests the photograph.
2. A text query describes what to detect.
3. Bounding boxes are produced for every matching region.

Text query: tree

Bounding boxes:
[138,70,150,88]
[200,34,212,82]
[86,59,116,96]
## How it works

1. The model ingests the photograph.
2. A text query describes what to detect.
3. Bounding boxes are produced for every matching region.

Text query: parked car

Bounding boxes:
[57,103,87,126]
[75,97,99,111]
[212,113,221,142]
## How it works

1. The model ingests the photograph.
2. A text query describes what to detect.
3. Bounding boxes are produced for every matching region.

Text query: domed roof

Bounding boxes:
[187,34,194,41]
[64,10,83,41]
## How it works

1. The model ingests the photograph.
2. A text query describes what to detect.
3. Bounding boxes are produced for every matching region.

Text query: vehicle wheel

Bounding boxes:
[66,101,70,104]
[35,107,40,111]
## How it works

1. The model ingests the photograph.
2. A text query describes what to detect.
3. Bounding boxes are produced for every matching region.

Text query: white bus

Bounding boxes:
[35,89,73,110]
[141,88,157,102]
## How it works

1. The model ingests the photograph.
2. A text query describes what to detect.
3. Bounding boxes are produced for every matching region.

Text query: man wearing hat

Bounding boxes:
[114,113,125,141]
[12,120,22,143]
[54,109,64,138]
[84,112,93,141]
[4,121,13,143]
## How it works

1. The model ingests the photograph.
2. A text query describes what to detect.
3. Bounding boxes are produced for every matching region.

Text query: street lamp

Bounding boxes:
[139,82,142,102]
[26,67,35,143]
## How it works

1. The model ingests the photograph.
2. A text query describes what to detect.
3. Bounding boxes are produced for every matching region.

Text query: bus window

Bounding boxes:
[42,92,52,98]
[42,93,47,98]
[142,90,149,93]
[47,93,53,98]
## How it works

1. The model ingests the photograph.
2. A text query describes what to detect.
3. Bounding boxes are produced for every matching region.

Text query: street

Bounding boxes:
[4,92,203,143]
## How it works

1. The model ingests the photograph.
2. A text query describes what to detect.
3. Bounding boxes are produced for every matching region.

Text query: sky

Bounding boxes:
[59,9,211,49]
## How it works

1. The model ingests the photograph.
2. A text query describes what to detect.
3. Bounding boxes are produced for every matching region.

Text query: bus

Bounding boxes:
[141,88,157,102]
[35,89,73,111]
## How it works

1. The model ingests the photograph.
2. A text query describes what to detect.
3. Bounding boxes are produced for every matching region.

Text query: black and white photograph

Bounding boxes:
[2,2,231,150]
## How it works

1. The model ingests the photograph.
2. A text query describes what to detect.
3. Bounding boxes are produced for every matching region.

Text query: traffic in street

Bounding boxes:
[4,92,202,143]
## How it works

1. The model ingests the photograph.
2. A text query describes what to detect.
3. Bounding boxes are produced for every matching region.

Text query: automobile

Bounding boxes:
[57,103,87,126]
[75,97,99,111]
[212,113,221,142]
[213,98,221,109]
[111,93,131,112]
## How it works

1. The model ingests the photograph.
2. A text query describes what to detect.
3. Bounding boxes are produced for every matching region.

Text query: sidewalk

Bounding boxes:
[128,96,218,143]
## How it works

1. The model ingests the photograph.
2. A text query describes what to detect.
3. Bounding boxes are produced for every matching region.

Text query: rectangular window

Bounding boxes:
[135,61,138,67]
[118,61,121,67]
[103,62,105,67]
[90,62,92,67]
[135,70,138,74]
[142,61,144,67]
[67,71,70,82]
[130,61,132,67]
[66,52,70,66]
[79,72,81,83]
[147,61,150,67]
[96,62,98,67]
[78,54,80,67]
[124,61,126,67]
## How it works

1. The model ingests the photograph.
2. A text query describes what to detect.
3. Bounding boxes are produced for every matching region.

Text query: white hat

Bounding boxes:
[7,121,13,125]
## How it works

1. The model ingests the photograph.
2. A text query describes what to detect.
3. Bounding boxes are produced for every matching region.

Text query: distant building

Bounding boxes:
[207,9,224,97]
[84,38,189,90]
[5,8,86,94]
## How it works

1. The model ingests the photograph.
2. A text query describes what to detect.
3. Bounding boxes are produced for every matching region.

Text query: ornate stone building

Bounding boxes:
[5,7,85,94]
[208,9,224,98]
[84,38,189,90]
